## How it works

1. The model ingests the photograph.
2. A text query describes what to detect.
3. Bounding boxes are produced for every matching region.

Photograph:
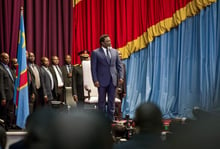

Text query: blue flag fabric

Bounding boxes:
[14,9,29,129]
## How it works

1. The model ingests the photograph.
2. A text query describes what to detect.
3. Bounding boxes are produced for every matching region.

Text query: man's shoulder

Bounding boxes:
[92,48,102,53]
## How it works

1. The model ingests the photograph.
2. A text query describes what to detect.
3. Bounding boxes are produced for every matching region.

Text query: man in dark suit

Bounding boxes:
[72,50,90,107]
[91,34,124,121]
[61,54,73,87]
[0,52,15,129]
[28,52,42,111]
[49,56,64,102]
[40,57,54,104]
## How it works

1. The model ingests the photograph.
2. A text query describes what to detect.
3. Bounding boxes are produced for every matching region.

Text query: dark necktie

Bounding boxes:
[106,49,111,63]
[68,65,72,73]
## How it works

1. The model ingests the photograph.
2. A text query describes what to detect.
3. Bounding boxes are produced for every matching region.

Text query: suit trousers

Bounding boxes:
[98,81,116,121]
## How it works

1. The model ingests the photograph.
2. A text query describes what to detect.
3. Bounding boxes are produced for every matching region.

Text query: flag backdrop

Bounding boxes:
[72,0,219,118]
[72,0,216,64]
[14,8,29,129]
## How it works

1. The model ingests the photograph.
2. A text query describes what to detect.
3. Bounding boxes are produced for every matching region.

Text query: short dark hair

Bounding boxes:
[99,34,109,44]
[134,102,163,133]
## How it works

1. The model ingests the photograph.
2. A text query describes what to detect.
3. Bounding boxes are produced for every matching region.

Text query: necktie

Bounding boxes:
[56,65,63,82]
[31,64,41,89]
[68,65,72,73]
[67,65,71,73]
[106,49,111,63]
[56,66,62,76]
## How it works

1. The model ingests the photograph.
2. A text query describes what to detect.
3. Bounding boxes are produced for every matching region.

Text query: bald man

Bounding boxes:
[40,57,54,104]
[0,52,15,129]
[49,56,64,102]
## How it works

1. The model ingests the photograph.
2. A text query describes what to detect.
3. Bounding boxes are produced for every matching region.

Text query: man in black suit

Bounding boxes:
[0,52,15,129]
[49,56,64,102]
[28,52,42,111]
[40,57,54,104]
[61,54,73,87]
[72,50,90,107]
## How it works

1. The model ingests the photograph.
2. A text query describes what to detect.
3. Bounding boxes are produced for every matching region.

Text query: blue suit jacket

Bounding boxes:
[91,47,123,87]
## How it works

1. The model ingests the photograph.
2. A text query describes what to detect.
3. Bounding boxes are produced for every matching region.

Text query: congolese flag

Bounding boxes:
[13,8,29,129]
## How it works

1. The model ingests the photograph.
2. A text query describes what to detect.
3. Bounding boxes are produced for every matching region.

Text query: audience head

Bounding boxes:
[28,52,36,63]
[64,54,72,64]
[41,57,49,67]
[171,115,220,149]
[0,52,9,65]
[24,107,57,149]
[51,56,59,65]
[99,34,111,48]
[134,102,163,133]
[0,126,6,149]
[50,109,113,149]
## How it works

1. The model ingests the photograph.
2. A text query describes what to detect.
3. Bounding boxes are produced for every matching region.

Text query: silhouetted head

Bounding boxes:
[50,109,113,149]
[134,102,163,133]
[25,107,57,149]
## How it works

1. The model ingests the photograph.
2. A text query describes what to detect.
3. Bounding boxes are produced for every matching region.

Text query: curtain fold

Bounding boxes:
[122,0,220,119]
[72,0,215,64]
[0,0,21,58]
[25,0,72,65]
[0,0,72,65]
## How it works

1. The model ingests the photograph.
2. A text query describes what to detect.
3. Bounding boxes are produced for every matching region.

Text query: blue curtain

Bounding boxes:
[122,1,220,119]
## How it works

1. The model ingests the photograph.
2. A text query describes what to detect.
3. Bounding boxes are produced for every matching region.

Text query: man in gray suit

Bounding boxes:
[40,57,54,104]
[91,34,124,121]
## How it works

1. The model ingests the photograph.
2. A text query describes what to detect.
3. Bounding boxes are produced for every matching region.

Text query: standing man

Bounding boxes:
[72,50,90,107]
[49,56,64,102]
[40,57,54,104]
[61,54,73,87]
[0,52,15,129]
[28,52,42,111]
[91,34,124,121]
